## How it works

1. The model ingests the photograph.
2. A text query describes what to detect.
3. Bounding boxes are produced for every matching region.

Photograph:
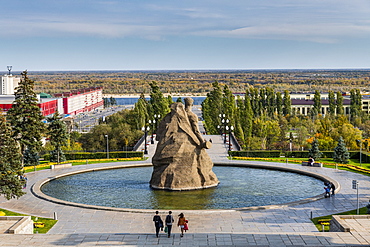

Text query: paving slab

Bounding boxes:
[1,135,370,246]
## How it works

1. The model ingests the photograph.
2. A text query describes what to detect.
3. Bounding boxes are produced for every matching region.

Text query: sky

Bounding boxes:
[1,0,370,71]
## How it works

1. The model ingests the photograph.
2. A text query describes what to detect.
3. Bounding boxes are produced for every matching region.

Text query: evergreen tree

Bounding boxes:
[46,111,69,163]
[202,81,223,134]
[336,91,344,115]
[148,81,170,120]
[0,111,25,200]
[308,138,322,160]
[7,71,45,163]
[282,90,291,116]
[313,90,322,115]
[266,87,275,118]
[133,93,148,129]
[328,91,336,115]
[333,136,350,164]
[276,91,283,116]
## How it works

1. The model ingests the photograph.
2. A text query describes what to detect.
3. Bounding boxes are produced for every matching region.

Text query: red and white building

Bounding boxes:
[0,73,104,117]
[54,87,104,115]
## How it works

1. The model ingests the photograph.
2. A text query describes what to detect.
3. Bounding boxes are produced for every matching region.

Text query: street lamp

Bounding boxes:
[142,126,150,154]
[149,114,161,144]
[105,135,109,159]
[149,119,155,144]
[219,114,229,143]
[226,125,234,152]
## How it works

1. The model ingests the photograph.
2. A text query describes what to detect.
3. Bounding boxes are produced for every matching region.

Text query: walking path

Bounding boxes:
[1,135,370,246]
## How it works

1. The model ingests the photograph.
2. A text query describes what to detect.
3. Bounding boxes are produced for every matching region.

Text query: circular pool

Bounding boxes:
[41,166,324,210]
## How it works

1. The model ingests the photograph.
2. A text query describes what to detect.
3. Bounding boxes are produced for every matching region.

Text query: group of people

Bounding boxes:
[153,211,188,238]
[324,181,335,198]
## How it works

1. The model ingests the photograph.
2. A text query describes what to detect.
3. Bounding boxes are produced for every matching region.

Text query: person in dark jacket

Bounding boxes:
[153,211,163,238]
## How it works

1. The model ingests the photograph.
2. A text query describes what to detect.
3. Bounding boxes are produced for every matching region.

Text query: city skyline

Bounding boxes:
[1,0,370,71]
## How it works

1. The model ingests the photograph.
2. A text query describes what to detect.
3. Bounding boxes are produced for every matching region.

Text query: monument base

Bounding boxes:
[150,182,219,191]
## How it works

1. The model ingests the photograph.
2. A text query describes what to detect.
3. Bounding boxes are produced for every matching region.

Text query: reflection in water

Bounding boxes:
[41,166,323,210]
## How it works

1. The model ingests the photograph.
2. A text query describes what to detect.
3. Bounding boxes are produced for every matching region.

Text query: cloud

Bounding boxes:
[1,0,370,43]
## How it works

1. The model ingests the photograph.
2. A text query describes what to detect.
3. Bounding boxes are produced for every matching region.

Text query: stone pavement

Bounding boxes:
[1,135,370,246]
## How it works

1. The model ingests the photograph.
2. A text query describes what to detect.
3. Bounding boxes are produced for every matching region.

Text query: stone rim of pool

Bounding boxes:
[32,162,339,213]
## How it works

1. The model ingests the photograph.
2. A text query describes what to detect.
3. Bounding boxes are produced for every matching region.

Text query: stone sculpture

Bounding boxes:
[150,98,219,190]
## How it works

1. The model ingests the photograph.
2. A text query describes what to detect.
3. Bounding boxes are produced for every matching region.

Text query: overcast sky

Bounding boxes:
[1,0,370,71]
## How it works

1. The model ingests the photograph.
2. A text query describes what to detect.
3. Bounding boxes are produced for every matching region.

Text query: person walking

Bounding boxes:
[330,182,336,195]
[177,213,187,237]
[152,211,163,238]
[165,211,174,238]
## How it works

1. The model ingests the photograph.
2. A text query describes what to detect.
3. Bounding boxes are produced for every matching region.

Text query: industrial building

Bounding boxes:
[0,69,104,117]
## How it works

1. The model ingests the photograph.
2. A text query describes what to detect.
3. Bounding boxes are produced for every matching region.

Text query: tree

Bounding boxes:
[308,138,322,160]
[148,81,170,120]
[47,111,69,163]
[282,90,291,116]
[0,111,25,200]
[333,136,350,164]
[328,91,336,115]
[276,91,283,116]
[336,91,344,115]
[7,71,45,164]
[313,90,321,115]
[202,81,223,134]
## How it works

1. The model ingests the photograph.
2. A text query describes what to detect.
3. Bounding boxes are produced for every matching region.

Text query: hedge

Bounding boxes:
[230,150,370,161]
[43,151,143,161]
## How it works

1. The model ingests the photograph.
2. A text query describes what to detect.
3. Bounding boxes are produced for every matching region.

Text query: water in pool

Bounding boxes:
[41,166,323,210]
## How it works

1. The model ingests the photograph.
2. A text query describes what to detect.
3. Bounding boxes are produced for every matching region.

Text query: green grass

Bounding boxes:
[0,208,57,234]
[311,207,369,232]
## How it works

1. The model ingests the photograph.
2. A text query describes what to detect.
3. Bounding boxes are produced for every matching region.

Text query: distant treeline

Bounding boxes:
[28,70,370,95]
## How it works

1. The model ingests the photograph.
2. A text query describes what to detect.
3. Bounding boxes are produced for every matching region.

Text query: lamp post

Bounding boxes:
[105,134,109,159]
[149,119,155,144]
[142,126,149,154]
[226,125,234,152]
[219,114,229,143]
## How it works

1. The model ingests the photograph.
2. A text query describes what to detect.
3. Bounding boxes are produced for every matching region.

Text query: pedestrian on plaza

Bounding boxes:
[308,157,314,166]
[324,186,331,198]
[330,182,336,195]
[177,213,187,237]
[165,211,174,238]
[21,175,27,189]
[153,211,163,238]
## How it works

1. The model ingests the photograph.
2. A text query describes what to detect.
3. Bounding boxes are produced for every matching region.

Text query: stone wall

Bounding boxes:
[0,216,33,234]
[330,215,370,232]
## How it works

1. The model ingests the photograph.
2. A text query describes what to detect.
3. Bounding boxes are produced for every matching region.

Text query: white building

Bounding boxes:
[1,74,20,95]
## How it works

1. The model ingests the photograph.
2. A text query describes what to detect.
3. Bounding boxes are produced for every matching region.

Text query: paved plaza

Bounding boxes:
[1,135,370,246]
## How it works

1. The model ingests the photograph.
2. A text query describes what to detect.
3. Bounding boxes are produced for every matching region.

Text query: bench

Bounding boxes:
[302,161,323,167]
[50,163,72,169]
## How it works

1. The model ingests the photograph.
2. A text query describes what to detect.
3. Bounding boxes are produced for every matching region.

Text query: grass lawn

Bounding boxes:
[311,207,369,232]
[24,157,145,173]
[231,157,370,177]
[0,208,57,234]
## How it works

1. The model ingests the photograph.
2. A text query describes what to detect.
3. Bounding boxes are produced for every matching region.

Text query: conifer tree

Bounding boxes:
[47,111,69,163]
[148,81,169,120]
[282,90,291,116]
[328,91,336,115]
[276,91,283,116]
[308,138,322,160]
[0,111,25,200]
[313,90,322,115]
[7,71,45,163]
[202,81,223,134]
[333,136,350,164]
[336,91,344,115]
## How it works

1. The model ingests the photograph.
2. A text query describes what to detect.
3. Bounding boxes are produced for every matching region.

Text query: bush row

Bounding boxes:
[229,150,370,160]
[43,151,143,161]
